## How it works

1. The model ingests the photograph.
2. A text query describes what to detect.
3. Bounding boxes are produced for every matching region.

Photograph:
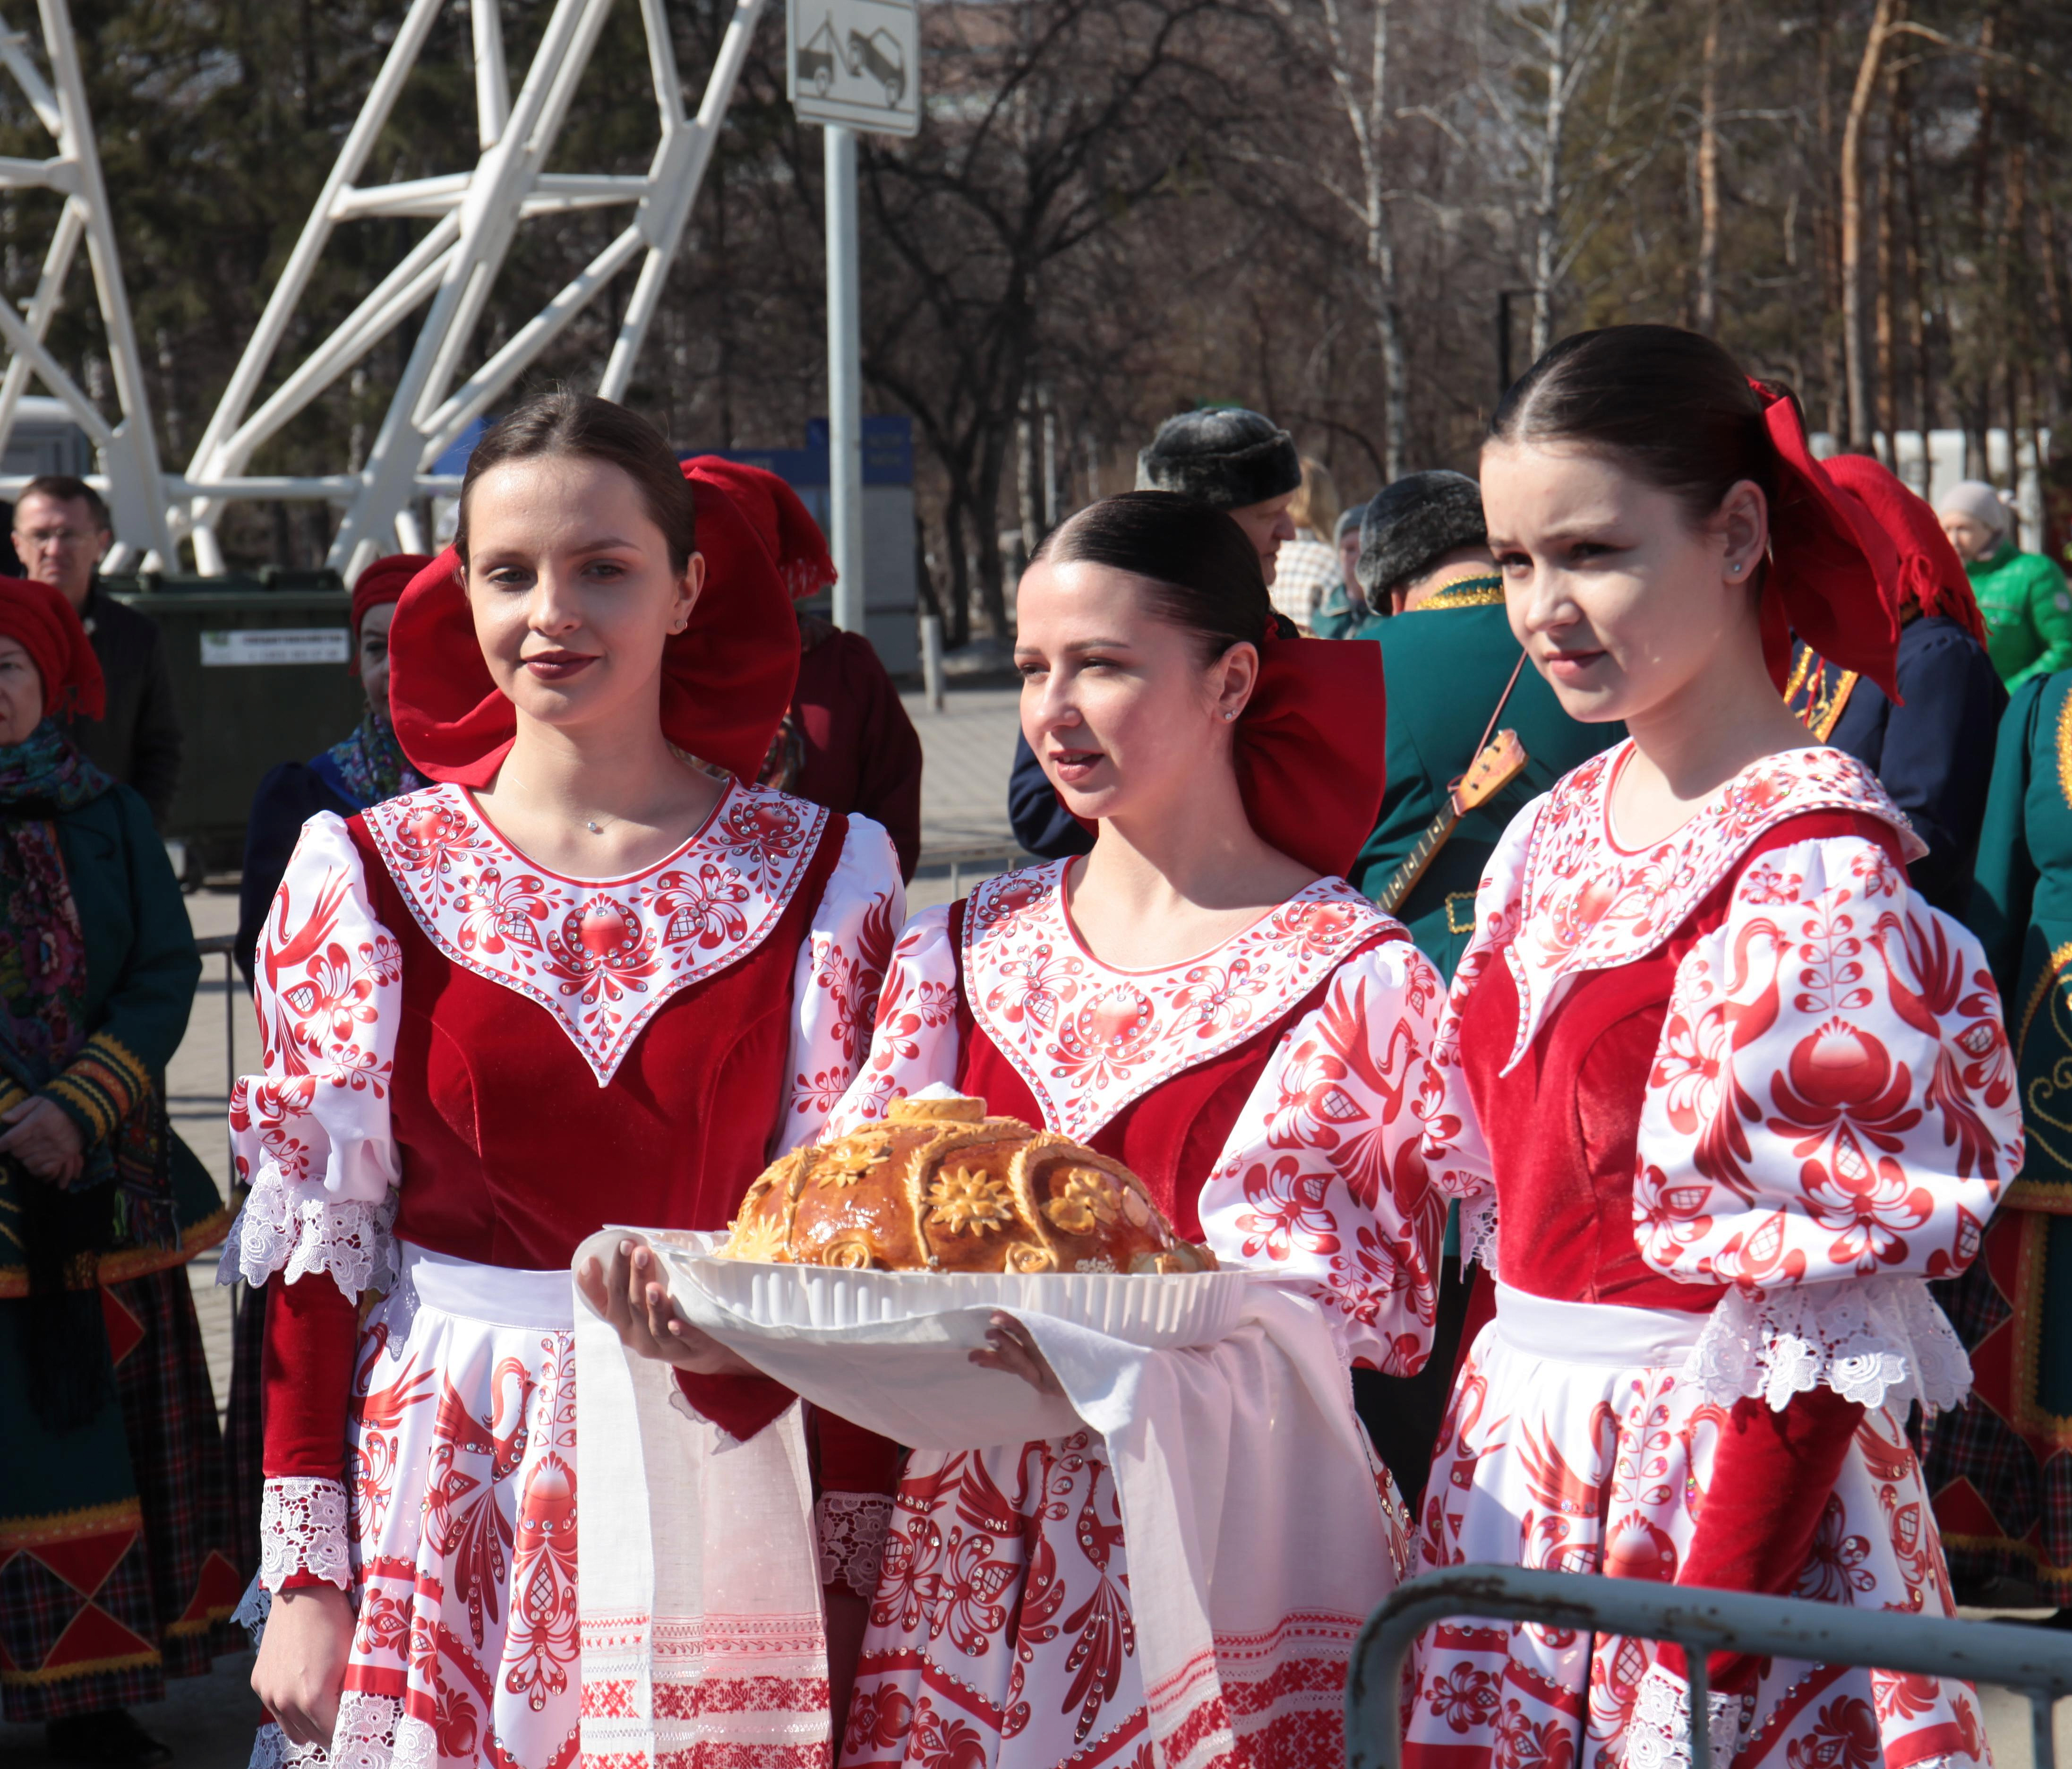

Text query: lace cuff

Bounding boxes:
[816,1491,893,1599]
[219,1168,398,1301]
[1684,1275,1971,1417]
[1461,1191,1499,1273]
[1626,1663,1752,1769]
[260,1476,352,1593]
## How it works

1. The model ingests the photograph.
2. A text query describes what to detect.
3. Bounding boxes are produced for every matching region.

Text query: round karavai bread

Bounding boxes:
[722,1094,1216,1275]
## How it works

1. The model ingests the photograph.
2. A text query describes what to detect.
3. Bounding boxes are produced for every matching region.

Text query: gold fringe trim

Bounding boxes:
[0,1205,233,1300]
[1414,572,1505,611]
[1,1649,162,1688]
[0,1497,143,1553]
[45,1030,151,1150]
[2057,679,2072,815]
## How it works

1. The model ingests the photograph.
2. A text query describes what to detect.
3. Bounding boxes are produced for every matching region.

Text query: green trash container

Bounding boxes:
[100,571,366,876]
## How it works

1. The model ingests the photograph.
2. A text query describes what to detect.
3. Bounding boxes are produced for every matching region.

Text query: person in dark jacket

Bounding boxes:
[233,553,429,982]
[12,477,182,828]
[1787,456,2004,919]
[0,578,235,1767]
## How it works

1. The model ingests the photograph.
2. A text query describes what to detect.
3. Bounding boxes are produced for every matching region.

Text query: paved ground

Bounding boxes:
[21,679,2071,1768]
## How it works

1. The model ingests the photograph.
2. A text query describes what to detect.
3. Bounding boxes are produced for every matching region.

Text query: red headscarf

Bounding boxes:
[682,456,837,602]
[351,552,433,645]
[387,481,799,787]
[1818,454,1989,646]
[0,575,103,720]
[1751,381,1903,700]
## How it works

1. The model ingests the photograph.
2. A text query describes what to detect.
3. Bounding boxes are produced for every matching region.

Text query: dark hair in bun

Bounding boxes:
[1492,324,1778,524]
[456,390,697,571]
[1033,490,1282,662]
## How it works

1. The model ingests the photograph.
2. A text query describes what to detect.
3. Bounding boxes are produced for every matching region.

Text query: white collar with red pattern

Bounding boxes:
[362,779,830,1084]
[1498,741,1923,1069]
[961,860,1396,1144]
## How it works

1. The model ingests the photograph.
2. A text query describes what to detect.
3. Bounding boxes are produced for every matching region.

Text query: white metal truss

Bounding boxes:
[183,0,767,581]
[0,0,171,568]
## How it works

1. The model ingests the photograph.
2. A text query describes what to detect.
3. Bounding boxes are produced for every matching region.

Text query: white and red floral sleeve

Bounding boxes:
[823,904,964,1136]
[1636,832,2021,1416]
[775,814,904,1152]
[218,812,402,1596]
[222,812,403,1301]
[1417,803,1537,1271]
[1196,936,1449,1374]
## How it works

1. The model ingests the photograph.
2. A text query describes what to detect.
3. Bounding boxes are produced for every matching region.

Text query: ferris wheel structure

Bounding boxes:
[0,0,767,581]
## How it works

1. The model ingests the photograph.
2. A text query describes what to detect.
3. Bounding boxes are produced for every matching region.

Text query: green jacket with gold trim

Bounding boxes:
[1969,669,2072,1199]
[1349,576,1624,980]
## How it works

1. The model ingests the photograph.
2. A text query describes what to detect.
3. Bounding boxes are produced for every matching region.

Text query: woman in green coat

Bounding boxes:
[0,579,238,1765]
[1938,478,2072,689]
[1922,661,2072,1610]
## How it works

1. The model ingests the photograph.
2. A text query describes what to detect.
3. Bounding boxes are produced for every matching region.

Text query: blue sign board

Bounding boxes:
[687,414,912,489]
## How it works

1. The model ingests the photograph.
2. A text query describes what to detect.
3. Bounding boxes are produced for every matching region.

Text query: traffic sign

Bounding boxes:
[787,0,919,137]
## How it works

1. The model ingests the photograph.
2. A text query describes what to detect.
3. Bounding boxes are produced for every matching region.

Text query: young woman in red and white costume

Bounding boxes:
[224,395,903,1769]
[817,493,1446,1769]
[1404,327,2021,1769]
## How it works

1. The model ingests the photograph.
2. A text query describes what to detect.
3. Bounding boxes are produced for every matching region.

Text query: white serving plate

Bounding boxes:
[642,1229,1245,1351]
[587,1228,1253,1451]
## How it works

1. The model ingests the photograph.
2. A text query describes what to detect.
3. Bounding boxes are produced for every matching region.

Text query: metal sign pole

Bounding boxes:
[825,121,865,635]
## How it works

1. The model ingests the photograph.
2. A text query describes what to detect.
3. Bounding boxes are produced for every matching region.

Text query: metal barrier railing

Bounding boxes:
[1346,1565,2072,1769]
[195,930,240,1101]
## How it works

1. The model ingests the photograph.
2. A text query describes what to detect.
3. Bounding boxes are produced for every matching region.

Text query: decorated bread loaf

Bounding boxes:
[721,1093,1216,1275]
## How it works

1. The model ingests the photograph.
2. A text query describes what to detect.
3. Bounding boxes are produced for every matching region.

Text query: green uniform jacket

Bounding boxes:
[1349,582,1625,981]
[1971,539,2072,690]
[1965,670,2072,1415]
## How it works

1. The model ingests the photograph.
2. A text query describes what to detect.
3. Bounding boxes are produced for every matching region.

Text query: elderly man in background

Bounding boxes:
[1311,501,1374,638]
[1937,478,2072,691]
[10,477,182,829]
[1259,455,1342,634]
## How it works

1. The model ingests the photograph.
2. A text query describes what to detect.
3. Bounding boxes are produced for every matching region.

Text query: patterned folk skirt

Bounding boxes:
[1405,1288,1987,1769]
[260,1248,578,1769]
[1922,1206,2072,1604]
[843,1424,1393,1769]
[1,1263,241,1724]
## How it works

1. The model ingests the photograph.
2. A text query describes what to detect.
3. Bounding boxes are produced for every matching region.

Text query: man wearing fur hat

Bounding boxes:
[1347,470,1618,979]
[1134,405,1303,586]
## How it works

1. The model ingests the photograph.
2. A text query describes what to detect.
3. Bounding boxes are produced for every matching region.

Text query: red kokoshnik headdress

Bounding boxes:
[387,474,800,786]
[1818,452,1989,647]
[1751,379,1904,700]
[681,455,837,601]
[0,575,103,719]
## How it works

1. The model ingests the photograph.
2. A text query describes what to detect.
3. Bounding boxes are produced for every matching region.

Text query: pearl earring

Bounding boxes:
[1223,711,1236,721]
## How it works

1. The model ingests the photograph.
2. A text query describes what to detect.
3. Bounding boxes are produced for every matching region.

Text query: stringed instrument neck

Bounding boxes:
[1375,729,1530,916]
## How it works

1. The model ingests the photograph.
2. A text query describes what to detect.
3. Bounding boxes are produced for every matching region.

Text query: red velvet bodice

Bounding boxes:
[1453,809,1903,1309]
[345,810,848,1269]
